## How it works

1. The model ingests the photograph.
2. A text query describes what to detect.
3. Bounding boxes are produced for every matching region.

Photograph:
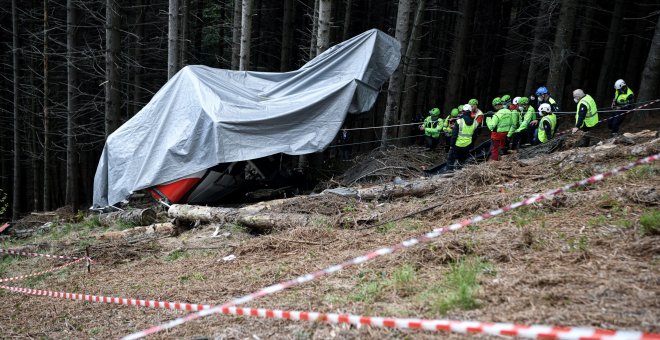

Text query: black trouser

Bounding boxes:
[443,135,451,153]
[424,136,440,150]
[446,145,470,170]
[607,109,626,134]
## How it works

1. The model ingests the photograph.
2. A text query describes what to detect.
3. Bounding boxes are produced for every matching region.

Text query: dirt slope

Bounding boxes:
[1,133,659,339]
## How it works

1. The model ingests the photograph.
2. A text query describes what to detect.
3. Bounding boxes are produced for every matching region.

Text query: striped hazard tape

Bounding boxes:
[0,257,84,283]
[0,248,86,261]
[124,153,660,339]
[3,284,658,340]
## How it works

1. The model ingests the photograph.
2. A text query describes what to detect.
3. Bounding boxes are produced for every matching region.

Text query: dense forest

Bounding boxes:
[1,0,659,220]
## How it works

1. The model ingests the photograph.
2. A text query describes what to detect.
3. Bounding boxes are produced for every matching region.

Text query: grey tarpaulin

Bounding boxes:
[93,29,401,208]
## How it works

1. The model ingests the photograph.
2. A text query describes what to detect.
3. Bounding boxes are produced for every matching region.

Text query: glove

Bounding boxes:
[485,111,494,117]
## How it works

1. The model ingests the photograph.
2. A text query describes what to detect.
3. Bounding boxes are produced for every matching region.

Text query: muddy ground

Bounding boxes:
[0,126,659,339]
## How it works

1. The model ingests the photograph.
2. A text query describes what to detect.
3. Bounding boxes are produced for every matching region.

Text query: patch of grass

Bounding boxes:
[341,204,356,213]
[597,193,620,210]
[402,219,422,231]
[164,249,189,262]
[566,235,590,252]
[82,217,103,230]
[376,222,397,234]
[418,256,489,315]
[390,264,416,294]
[116,220,136,230]
[639,209,660,236]
[51,223,73,240]
[612,218,633,229]
[351,280,383,303]
[587,215,606,227]
[178,273,205,283]
[626,165,656,179]
[0,256,21,276]
[510,207,543,228]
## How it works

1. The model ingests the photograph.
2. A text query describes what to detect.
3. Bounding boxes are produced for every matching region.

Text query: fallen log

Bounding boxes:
[168,205,376,230]
[96,222,177,241]
[98,208,157,226]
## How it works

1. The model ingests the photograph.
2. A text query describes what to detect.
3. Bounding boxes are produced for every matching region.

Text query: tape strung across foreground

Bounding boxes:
[123,153,660,339]
[3,285,659,340]
[0,258,84,283]
[0,248,84,261]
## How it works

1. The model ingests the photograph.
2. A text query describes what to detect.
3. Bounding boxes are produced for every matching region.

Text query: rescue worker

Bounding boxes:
[501,94,517,154]
[533,86,560,112]
[441,108,459,153]
[511,97,536,149]
[536,103,557,144]
[446,104,477,171]
[571,89,599,147]
[469,98,484,126]
[609,79,634,137]
[467,99,483,150]
[419,107,443,151]
[485,97,513,161]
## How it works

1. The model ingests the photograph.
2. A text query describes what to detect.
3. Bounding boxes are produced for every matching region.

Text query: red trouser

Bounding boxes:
[490,132,508,161]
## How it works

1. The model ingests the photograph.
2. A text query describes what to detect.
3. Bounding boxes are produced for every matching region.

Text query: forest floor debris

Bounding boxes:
[0,129,659,339]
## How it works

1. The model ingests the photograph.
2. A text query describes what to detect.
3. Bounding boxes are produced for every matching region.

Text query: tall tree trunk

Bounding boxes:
[29,70,41,212]
[524,0,549,96]
[399,0,425,139]
[195,0,204,63]
[239,0,253,70]
[216,2,224,67]
[342,0,351,41]
[133,0,144,115]
[12,0,20,220]
[280,0,294,71]
[43,0,51,211]
[443,0,475,114]
[637,14,660,119]
[167,0,179,79]
[595,0,624,106]
[106,0,121,136]
[309,0,319,59]
[380,0,412,146]
[231,0,242,70]
[546,0,577,102]
[624,14,648,88]
[66,0,79,210]
[570,0,595,92]
[180,0,189,68]
[316,0,331,54]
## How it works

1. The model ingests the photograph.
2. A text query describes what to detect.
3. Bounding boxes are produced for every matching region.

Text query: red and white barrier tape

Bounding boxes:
[556,98,660,136]
[3,284,658,340]
[0,257,84,283]
[125,153,660,339]
[0,248,85,261]
[0,285,211,311]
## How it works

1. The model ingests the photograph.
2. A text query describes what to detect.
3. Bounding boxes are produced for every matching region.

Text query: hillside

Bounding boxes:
[0,130,659,339]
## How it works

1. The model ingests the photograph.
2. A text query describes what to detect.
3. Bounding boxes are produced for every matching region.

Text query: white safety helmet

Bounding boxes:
[513,96,521,105]
[462,104,472,112]
[614,79,626,90]
[539,103,552,115]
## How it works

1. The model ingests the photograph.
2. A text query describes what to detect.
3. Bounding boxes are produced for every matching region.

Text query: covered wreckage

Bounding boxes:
[93,29,401,208]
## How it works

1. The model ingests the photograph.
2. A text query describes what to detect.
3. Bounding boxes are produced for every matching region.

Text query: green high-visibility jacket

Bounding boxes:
[576,94,599,128]
[538,113,557,143]
[614,87,634,105]
[486,108,514,133]
[515,106,536,133]
[423,115,443,138]
[455,117,477,147]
